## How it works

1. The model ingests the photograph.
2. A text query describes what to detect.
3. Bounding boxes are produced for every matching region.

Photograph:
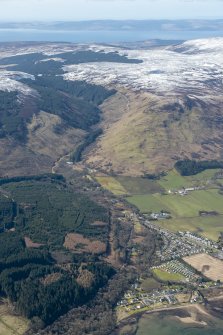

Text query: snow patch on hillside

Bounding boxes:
[0,70,36,95]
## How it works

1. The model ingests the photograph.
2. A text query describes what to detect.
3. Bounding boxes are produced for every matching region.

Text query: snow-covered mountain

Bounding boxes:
[1,38,223,97]
[170,37,223,54]
[64,38,223,96]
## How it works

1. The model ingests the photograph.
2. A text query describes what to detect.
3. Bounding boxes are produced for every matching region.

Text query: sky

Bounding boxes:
[0,0,223,21]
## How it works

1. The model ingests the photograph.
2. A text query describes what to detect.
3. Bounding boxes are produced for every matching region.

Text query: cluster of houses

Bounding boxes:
[149,211,171,220]
[117,287,182,310]
[152,260,199,282]
[178,231,218,249]
[117,285,205,313]
[153,227,209,262]
[142,215,214,262]
[168,186,203,196]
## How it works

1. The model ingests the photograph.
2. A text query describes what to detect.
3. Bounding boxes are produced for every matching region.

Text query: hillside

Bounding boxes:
[0,46,130,176]
[83,90,223,175]
[60,38,223,175]
[1,38,223,175]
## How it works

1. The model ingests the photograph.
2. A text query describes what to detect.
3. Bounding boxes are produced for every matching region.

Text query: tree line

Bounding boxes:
[175,159,223,176]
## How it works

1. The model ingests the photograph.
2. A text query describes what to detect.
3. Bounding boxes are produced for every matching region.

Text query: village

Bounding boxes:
[110,188,223,318]
[116,277,223,317]
[60,161,223,321]
[117,285,204,312]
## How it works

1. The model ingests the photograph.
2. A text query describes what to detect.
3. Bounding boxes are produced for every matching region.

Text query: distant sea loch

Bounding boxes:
[0,28,223,43]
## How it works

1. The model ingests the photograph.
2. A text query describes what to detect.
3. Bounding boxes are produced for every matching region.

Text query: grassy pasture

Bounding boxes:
[95,176,127,195]
[141,278,161,291]
[116,176,164,195]
[152,268,185,282]
[95,169,220,196]
[185,169,222,182]
[156,216,223,241]
[127,189,223,217]
[158,169,220,191]
[95,175,163,196]
[158,170,189,191]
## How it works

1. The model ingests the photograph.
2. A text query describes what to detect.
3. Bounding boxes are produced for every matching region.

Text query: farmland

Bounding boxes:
[158,169,220,191]
[95,169,223,242]
[115,176,164,195]
[95,176,127,195]
[156,216,223,241]
[127,188,223,241]
[183,253,223,282]
[95,175,163,195]
[127,189,223,218]
[95,169,220,196]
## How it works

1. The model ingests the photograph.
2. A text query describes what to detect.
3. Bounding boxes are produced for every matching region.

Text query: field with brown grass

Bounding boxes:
[40,273,62,286]
[24,237,43,248]
[91,221,107,227]
[0,300,29,335]
[64,233,106,254]
[183,253,223,282]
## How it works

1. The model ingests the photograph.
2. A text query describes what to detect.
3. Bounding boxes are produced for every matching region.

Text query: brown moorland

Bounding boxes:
[64,233,107,255]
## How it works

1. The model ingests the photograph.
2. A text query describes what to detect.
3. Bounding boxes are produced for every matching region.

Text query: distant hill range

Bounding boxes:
[1,19,223,32]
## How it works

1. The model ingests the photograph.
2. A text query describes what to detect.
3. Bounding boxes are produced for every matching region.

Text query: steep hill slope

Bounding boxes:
[0,46,131,176]
[83,91,223,175]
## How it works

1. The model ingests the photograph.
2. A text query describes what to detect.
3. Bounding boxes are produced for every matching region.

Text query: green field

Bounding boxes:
[127,189,223,217]
[152,269,185,282]
[95,170,221,196]
[127,188,223,241]
[158,170,189,191]
[96,170,223,241]
[158,169,221,191]
[116,176,164,195]
[141,278,161,291]
[95,175,164,195]
[95,176,127,195]
[156,216,223,241]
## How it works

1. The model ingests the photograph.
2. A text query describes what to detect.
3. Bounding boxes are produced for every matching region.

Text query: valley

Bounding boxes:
[1,38,223,335]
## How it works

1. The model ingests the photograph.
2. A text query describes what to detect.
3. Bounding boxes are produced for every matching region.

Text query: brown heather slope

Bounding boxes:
[83,90,223,176]
[0,111,85,177]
